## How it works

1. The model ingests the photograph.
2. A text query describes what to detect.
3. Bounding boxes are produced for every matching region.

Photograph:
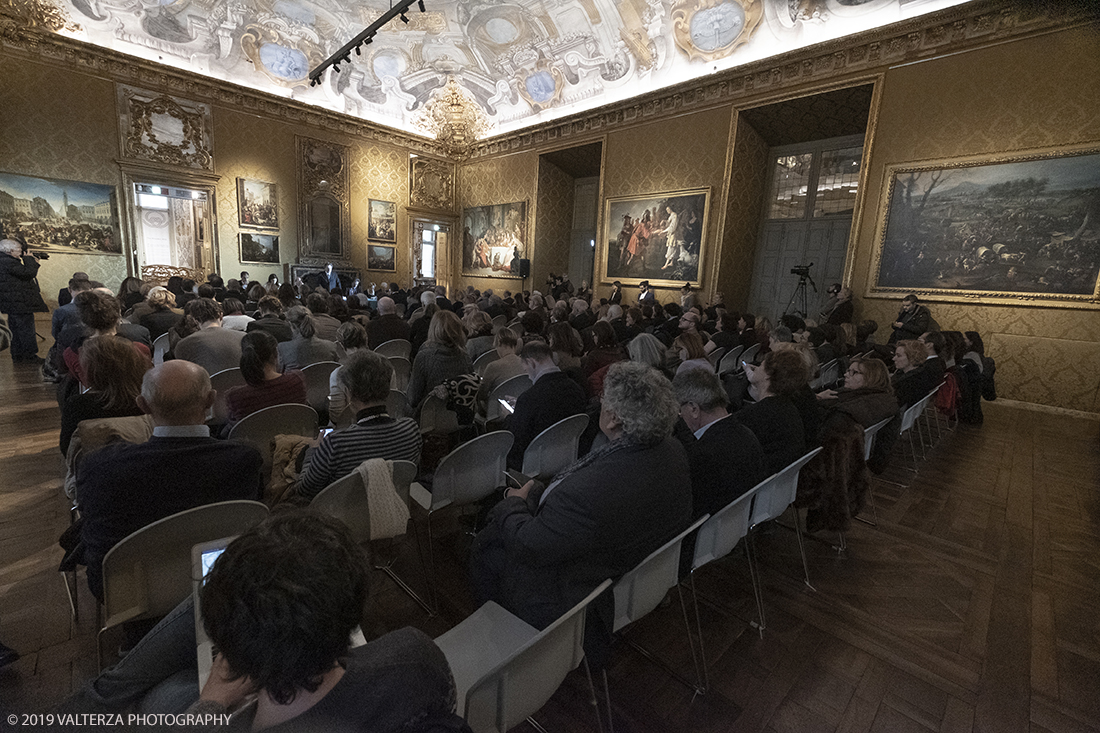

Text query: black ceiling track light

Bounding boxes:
[309,0,426,87]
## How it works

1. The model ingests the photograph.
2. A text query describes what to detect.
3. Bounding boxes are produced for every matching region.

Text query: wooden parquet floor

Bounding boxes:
[1,339,1098,732]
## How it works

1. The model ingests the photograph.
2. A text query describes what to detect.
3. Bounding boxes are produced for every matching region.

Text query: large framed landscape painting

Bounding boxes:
[599,188,710,289]
[0,171,121,255]
[461,201,526,279]
[871,146,1100,307]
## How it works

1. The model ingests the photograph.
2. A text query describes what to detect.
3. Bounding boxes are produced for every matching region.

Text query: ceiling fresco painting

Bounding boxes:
[46,0,972,140]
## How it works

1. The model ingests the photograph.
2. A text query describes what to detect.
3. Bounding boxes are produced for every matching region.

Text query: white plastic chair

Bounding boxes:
[477,373,533,428]
[151,332,170,366]
[227,403,319,481]
[301,361,341,416]
[490,314,507,331]
[746,446,823,631]
[375,338,412,360]
[899,389,937,466]
[521,413,589,480]
[739,343,761,367]
[473,349,500,376]
[207,367,246,425]
[410,431,514,610]
[810,358,839,390]
[856,416,894,527]
[418,393,461,434]
[389,356,412,392]
[435,579,611,733]
[716,344,745,376]
[97,500,269,669]
[705,346,727,370]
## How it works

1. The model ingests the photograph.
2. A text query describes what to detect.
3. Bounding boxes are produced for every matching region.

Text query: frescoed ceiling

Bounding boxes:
[45,0,972,140]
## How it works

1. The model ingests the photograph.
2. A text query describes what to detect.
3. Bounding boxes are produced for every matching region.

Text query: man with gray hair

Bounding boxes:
[673,368,767,520]
[366,295,410,349]
[0,238,47,363]
[78,360,263,601]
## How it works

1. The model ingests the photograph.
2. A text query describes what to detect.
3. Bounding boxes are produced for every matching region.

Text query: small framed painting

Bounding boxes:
[236,178,279,230]
[367,244,397,272]
[239,232,280,264]
[368,199,397,242]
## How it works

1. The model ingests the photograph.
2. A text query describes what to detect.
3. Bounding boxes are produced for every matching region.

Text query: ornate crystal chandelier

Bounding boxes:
[412,77,493,158]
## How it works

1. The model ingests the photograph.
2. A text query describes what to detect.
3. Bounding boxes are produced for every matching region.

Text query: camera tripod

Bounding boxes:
[783,271,817,318]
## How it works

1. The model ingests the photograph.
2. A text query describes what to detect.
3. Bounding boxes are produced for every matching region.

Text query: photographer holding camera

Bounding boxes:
[0,237,47,364]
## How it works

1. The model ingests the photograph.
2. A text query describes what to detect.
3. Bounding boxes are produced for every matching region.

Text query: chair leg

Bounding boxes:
[601,668,615,733]
[685,575,709,694]
[746,530,766,637]
[95,602,103,672]
[793,507,815,591]
[62,570,79,623]
[856,480,879,527]
[583,658,606,733]
[423,512,439,615]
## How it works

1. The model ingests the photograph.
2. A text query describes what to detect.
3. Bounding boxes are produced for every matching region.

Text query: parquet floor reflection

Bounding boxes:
[1,345,1098,732]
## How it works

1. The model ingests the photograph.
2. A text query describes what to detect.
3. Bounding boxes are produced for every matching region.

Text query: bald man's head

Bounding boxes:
[377,296,396,315]
[138,360,214,426]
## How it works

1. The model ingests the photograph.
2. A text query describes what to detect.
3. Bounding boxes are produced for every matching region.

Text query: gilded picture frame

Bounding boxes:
[368,199,397,243]
[367,244,397,272]
[236,178,279,230]
[599,188,710,289]
[461,201,527,280]
[0,170,122,256]
[238,232,280,264]
[870,144,1100,308]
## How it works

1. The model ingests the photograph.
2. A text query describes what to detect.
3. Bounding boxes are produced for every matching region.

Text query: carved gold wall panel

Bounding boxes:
[117,85,215,171]
[533,158,574,292]
[851,25,1100,413]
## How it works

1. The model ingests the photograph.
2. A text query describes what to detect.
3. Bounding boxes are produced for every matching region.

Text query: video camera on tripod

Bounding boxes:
[790,263,812,278]
[783,262,816,317]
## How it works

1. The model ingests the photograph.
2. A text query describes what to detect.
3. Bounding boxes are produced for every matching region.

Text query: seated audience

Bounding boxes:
[407,310,471,409]
[737,313,757,350]
[673,368,766,520]
[892,339,940,409]
[59,336,150,456]
[56,512,464,731]
[367,296,411,349]
[581,321,625,378]
[295,350,421,501]
[278,306,341,370]
[174,298,246,375]
[224,331,308,427]
[816,357,898,428]
[738,349,809,474]
[306,293,342,342]
[63,290,151,386]
[547,321,584,372]
[476,327,525,415]
[51,277,93,344]
[327,320,370,424]
[246,296,293,343]
[136,287,184,340]
[78,360,263,601]
[219,297,254,331]
[918,330,947,384]
[505,341,587,472]
[116,276,145,312]
[704,312,738,355]
[472,362,693,665]
[673,331,710,375]
[464,309,495,362]
[627,333,672,379]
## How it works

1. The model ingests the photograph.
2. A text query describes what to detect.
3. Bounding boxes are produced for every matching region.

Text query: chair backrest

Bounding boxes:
[101,500,268,629]
[152,333,170,366]
[863,416,894,462]
[419,393,461,434]
[521,413,589,479]
[691,487,760,574]
[431,431,514,509]
[227,403,319,478]
[740,342,761,366]
[301,361,341,414]
[810,359,839,390]
[612,515,709,633]
[748,447,824,528]
[485,374,533,421]
[899,389,936,434]
[389,356,412,391]
[386,389,409,420]
[473,349,501,376]
[463,580,612,733]
[705,346,728,369]
[207,367,246,424]
[309,459,419,545]
[375,339,411,360]
[491,314,507,330]
[717,344,745,376]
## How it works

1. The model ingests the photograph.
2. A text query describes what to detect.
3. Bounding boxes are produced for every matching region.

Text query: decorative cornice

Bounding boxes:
[0,25,449,158]
[467,0,1100,159]
[0,0,79,45]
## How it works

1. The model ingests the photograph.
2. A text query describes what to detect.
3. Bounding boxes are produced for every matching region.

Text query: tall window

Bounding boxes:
[765,140,863,221]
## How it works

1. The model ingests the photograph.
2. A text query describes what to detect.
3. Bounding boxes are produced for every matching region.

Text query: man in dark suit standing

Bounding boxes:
[78,360,264,601]
[673,369,767,520]
[505,341,586,471]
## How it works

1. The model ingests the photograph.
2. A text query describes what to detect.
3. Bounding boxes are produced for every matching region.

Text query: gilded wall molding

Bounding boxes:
[467,0,1099,160]
[0,26,448,159]
[117,85,214,171]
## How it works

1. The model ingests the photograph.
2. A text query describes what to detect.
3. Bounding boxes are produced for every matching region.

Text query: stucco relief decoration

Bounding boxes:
[672,0,762,62]
[240,23,326,89]
[0,0,80,44]
[412,77,493,158]
[117,86,214,171]
[296,136,351,262]
[409,156,455,212]
[515,58,565,112]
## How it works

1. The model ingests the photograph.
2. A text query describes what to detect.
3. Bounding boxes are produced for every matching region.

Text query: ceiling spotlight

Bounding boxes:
[417,0,425,11]
[333,64,340,73]
[355,45,361,55]
[399,12,409,23]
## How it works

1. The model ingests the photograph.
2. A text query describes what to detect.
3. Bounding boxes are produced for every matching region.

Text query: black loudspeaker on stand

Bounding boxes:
[518,259,530,279]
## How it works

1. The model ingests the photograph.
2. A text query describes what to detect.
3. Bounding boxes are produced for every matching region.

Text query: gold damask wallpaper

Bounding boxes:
[602,105,734,304]
[852,25,1100,413]
[0,55,127,303]
[719,115,770,311]
[453,152,537,295]
[533,158,574,293]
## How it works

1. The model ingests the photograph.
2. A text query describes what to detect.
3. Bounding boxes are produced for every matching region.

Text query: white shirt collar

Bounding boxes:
[531,362,561,384]
[693,413,731,440]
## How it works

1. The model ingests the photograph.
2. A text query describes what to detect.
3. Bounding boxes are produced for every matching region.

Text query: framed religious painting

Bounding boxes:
[461,201,527,280]
[870,144,1100,307]
[367,199,397,242]
[598,188,710,289]
[237,178,279,230]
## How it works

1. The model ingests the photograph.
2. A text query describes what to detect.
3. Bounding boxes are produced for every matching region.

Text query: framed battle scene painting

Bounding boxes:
[239,232,280,264]
[368,199,397,243]
[871,146,1100,306]
[461,201,527,279]
[367,244,396,272]
[0,171,121,255]
[599,188,710,289]
[237,178,279,230]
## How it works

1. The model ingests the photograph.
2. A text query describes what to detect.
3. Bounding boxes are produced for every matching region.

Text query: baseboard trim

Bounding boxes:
[988,398,1099,421]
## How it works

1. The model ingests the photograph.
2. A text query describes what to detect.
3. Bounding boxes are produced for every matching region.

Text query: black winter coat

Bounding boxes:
[0,252,47,314]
